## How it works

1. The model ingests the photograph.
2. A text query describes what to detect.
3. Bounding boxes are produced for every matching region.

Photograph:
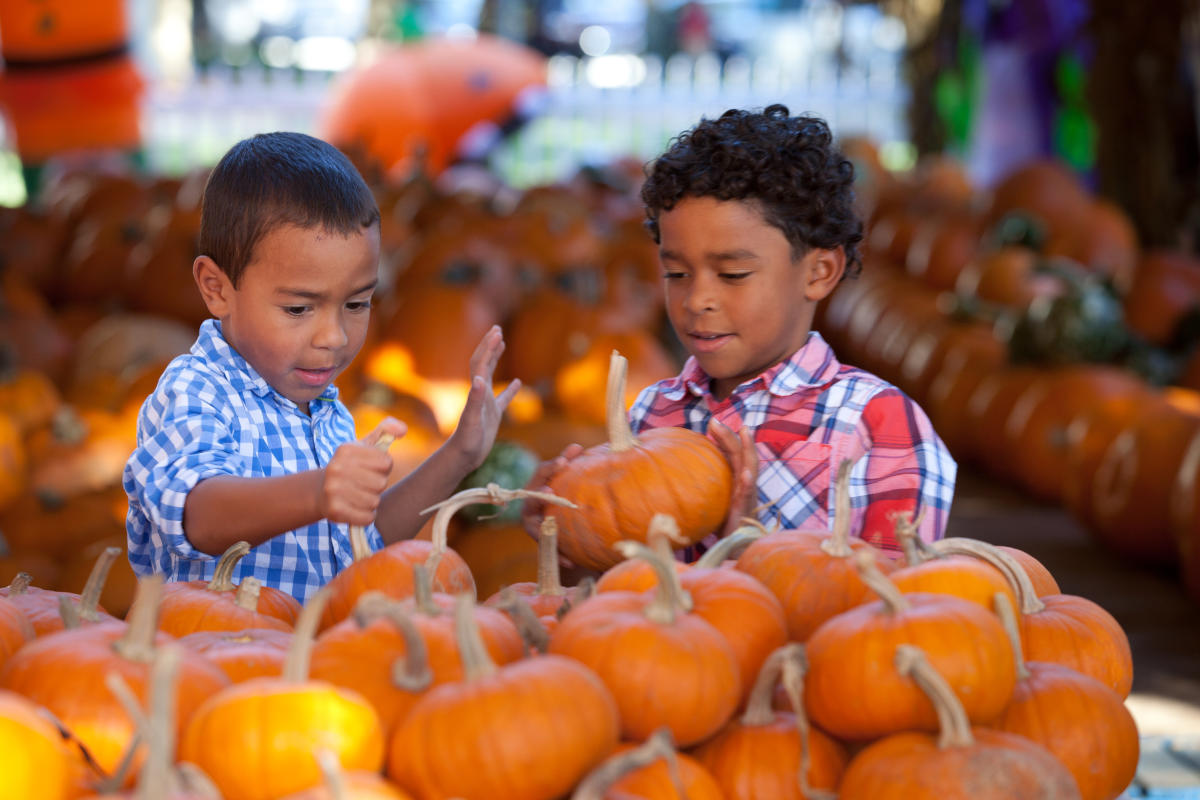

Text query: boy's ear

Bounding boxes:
[193,256,233,317]
[803,247,847,302]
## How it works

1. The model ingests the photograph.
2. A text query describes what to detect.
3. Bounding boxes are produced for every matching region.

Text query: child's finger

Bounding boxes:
[494,377,522,413]
[360,417,407,449]
[468,325,503,378]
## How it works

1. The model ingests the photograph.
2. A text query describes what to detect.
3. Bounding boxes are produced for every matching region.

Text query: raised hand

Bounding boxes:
[450,325,521,471]
[709,418,759,536]
[318,417,406,526]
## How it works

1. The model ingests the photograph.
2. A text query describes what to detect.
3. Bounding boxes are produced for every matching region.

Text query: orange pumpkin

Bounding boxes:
[837,645,1081,800]
[554,331,677,427]
[0,688,75,800]
[180,587,386,800]
[1122,250,1200,347]
[0,595,33,668]
[483,517,590,628]
[1,546,119,635]
[178,628,291,684]
[278,750,414,799]
[890,526,1017,612]
[388,595,620,800]
[55,534,139,618]
[0,365,61,436]
[694,644,847,799]
[0,412,24,512]
[574,729,725,800]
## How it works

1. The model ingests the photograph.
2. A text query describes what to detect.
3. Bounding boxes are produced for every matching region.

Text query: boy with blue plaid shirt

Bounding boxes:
[123,132,518,602]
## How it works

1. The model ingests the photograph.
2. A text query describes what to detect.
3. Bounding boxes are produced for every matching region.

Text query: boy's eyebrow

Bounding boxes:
[276,280,378,300]
[660,248,758,262]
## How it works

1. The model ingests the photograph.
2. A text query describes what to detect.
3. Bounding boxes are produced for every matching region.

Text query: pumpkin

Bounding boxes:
[0,363,61,436]
[1121,250,1200,347]
[158,542,300,636]
[0,595,33,668]
[0,576,230,782]
[545,352,732,570]
[837,645,1081,800]
[736,461,892,642]
[0,688,75,800]
[572,728,725,800]
[898,320,1005,411]
[922,332,1011,461]
[984,160,1090,248]
[554,331,678,427]
[483,516,590,628]
[595,515,693,594]
[278,750,414,799]
[388,594,620,800]
[932,538,1133,698]
[890,526,1017,611]
[694,644,848,799]
[805,549,1016,741]
[0,0,129,61]
[26,406,138,500]
[954,246,1062,310]
[180,587,386,800]
[904,212,981,292]
[995,546,1060,597]
[1,546,120,635]
[961,365,1044,481]
[549,535,741,746]
[1043,199,1138,294]
[178,628,292,684]
[991,594,1139,800]
[451,519,538,599]
[56,535,139,618]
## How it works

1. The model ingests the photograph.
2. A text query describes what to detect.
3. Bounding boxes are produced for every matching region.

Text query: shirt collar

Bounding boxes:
[191,319,339,409]
[662,331,842,401]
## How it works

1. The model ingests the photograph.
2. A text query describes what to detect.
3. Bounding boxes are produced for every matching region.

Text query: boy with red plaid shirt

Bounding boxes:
[532,105,955,558]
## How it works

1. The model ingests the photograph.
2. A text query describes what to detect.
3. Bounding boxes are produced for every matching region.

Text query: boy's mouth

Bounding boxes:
[296,366,336,386]
[688,331,733,354]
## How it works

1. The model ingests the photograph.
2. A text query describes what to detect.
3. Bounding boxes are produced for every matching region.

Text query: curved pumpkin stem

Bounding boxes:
[742,643,801,726]
[314,749,347,800]
[613,534,694,624]
[57,594,80,630]
[410,563,442,617]
[347,432,398,562]
[931,537,1045,615]
[80,546,122,622]
[536,517,565,597]
[206,541,251,592]
[644,513,687,565]
[556,577,595,621]
[5,572,32,596]
[993,592,1031,682]
[694,525,765,568]
[818,460,855,557]
[112,575,164,664]
[492,588,551,654]
[893,510,933,566]
[453,593,496,682]
[233,577,262,612]
[854,548,909,613]
[105,644,183,800]
[895,644,975,750]
[571,728,684,800]
[605,351,639,453]
[283,586,331,682]
[352,592,434,692]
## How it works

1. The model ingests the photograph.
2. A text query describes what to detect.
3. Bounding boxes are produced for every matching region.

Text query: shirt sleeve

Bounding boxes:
[627,382,660,435]
[125,370,251,563]
[851,388,957,554]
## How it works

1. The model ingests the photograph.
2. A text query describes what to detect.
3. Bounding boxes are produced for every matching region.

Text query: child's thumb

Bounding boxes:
[361,417,407,450]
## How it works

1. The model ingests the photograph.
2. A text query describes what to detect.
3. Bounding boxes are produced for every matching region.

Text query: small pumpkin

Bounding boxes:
[0,688,76,800]
[889,525,1017,611]
[177,628,292,684]
[0,547,120,636]
[572,728,725,800]
[158,542,299,636]
[483,516,591,629]
[278,750,414,800]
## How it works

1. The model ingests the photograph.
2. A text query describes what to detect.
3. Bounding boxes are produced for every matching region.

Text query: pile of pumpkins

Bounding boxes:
[822,147,1200,606]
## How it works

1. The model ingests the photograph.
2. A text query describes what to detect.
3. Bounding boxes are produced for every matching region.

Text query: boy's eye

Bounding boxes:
[346,300,372,312]
[283,306,309,317]
[663,271,687,280]
[720,272,751,281]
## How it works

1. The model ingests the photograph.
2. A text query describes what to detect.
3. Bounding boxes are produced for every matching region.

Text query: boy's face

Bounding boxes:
[657,196,844,400]
[194,223,380,412]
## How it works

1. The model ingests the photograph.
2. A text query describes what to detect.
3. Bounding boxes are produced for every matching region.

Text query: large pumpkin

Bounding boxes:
[545,353,732,571]
[0,688,75,800]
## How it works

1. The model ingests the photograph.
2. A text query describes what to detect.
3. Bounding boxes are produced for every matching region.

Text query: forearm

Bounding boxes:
[183,471,324,555]
[374,437,476,545]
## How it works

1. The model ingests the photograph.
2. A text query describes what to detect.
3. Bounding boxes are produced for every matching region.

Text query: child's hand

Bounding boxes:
[709,418,759,536]
[319,417,407,526]
[449,325,522,472]
[521,442,586,568]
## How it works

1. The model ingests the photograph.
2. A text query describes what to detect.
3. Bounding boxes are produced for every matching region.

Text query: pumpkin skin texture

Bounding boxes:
[0,689,74,800]
[582,734,726,800]
[0,595,33,666]
[180,587,385,800]
[996,546,1060,596]
[178,628,292,683]
[889,527,1017,612]
[279,772,414,799]
[545,353,732,571]
[388,596,620,800]
[159,542,301,635]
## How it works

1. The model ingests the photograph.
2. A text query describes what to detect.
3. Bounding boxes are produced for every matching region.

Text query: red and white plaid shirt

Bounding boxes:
[628,331,957,557]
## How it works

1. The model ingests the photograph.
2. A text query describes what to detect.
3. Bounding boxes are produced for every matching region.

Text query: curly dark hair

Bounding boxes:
[641,104,863,279]
[199,131,380,287]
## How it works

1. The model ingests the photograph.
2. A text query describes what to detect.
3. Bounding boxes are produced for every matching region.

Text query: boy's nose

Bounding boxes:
[313,315,349,349]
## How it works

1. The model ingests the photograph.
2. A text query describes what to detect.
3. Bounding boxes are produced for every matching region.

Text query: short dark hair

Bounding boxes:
[641,104,863,278]
[199,131,380,286]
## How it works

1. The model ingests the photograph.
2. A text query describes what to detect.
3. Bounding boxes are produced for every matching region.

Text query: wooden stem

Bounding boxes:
[352,592,434,692]
[536,517,565,597]
[4,572,32,595]
[612,538,693,624]
[315,749,347,800]
[932,537,1045,614]
[895,644,975,749]
[556,577,595,621]
[818,459,855,557]
[493,588,551,654]
[645,513,687,564]
[79,546,121,621]
[853,548,909,613]
[993,592,1031,682]
[895,512,930,566]
[571,729,684,800]
[778,643,836,800]
[347,432,396,562]
[453,593,496,682]
[139,645,182,800]
[112,575,164,664]
[411,563,441,617]
[694,527,765,568]
[605,350,638,452]
[741,644,797,726]
[205,541,250,592]
[233,577,262,613]
[283,586,331,682]
[57,594,80,630]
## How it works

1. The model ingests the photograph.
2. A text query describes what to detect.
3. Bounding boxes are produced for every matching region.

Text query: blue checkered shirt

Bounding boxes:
[123,319,382,603]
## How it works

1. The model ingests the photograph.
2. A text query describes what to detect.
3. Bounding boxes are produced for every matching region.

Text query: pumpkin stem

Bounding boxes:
[57,594,80,630]
[493,588,551,654]
[570,728,685,800]
[206,541,250,592]
[233,577,262,612]
[314,749,347,800]
[411,563,442,617]
[993,591,1031,682]
[51,406,88,446]
[894,510,933,566]
[347,433,397,562]
[79,546,122,622]
[112,575,164,664]
[694,525,765,568]
[174,764,222,800]
[895,644,975,750]
[352,592,434,692]
[283,586,331,682]
[645,513,687,565]
[556,577,595,621]
[130,645,183,800]
[6,571,32,596]
[818,460,855,557]
[853,548,910,613]
[932,537,1046,614]
[779,643,837,800]
[605,351,639,453]
[453,593,497,682]
[535,517,565,597]
[613,534,694,624]
[741,643,798,726]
